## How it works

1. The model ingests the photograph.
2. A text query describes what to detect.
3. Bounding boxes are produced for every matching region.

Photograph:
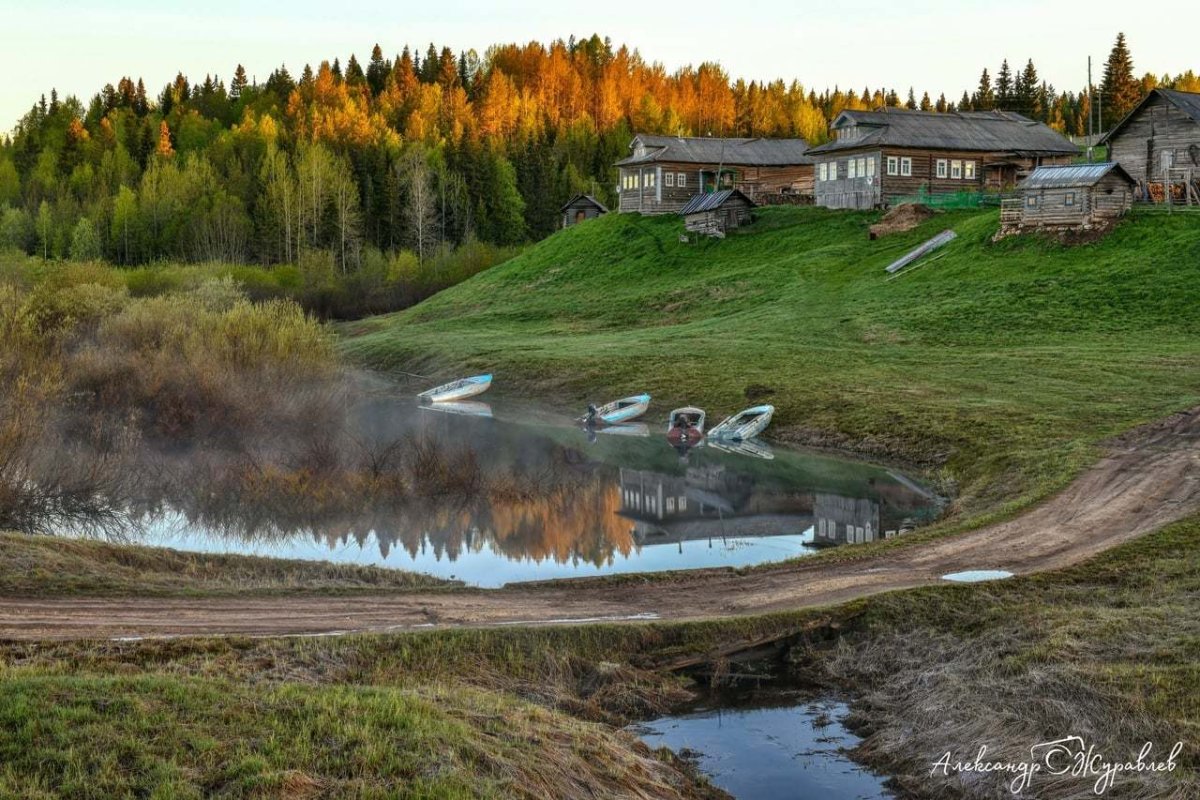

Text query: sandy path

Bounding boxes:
[3,407,1198,641]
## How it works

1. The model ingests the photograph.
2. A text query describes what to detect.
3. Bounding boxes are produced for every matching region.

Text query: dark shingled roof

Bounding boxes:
[1021,163,1135,190]
[677,189,756,215]
[616,135,814,167]
[559,194,608,213]
[807,109,1079,156]
[1099,88,1200,145]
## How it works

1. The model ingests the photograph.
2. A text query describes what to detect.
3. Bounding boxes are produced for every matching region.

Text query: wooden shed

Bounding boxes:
[1100,88,1200,203]
[560,194,608,228]
[678,190,756,238]
[1000,163,1135,233]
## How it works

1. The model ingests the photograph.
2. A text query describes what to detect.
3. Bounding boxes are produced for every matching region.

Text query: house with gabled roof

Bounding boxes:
[614,134,814,214]
[1100,88,1200,193]
[807,109,1079,209]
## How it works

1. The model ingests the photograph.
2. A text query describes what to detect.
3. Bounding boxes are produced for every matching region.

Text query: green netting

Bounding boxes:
[890,188,1000,209]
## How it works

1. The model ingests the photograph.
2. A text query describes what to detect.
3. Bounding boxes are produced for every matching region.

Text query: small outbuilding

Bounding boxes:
[678,190,756,238]
[1100,88,1200,198]
[999,163,1135,235]
[560,194,608,228]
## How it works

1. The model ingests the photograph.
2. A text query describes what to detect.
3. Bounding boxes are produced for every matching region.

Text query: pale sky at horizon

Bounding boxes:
[2,0,1198,134]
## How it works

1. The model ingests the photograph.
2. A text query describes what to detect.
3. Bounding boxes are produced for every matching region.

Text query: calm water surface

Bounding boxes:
[57,393,940,586]
[634,691,892,799]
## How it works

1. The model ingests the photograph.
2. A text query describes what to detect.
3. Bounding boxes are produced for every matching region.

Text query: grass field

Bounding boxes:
[342,207,1200,518]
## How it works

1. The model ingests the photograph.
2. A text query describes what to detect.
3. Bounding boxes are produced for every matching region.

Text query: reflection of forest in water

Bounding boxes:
[20,386,939,568]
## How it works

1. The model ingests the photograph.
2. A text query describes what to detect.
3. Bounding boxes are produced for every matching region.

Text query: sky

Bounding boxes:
[2,0,1198,134]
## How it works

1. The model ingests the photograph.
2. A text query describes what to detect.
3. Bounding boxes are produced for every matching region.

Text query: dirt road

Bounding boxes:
[4,408,1199,641]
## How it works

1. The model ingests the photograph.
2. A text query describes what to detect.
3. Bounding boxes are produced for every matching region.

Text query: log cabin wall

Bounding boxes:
[1017,174,1132,228]
[618,162,814,214]
[1107,95,1200,185]
[814,149,1076,208]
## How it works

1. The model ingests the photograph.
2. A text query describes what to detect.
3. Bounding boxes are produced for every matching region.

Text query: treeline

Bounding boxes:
[0,33,1196,269]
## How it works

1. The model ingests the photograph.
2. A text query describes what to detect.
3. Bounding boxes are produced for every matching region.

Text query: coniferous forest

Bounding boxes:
[0,32,1195,276]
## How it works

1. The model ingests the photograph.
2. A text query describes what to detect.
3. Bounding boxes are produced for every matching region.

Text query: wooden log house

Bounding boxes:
[1100,88,1200,202]
[615,134,813,215]
[999,163,1135,233]
[807,109,1079,209]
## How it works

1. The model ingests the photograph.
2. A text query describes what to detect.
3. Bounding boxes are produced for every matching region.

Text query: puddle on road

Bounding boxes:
[633,690,892,800]
[941,569,1014,582]
[45,389,941,586]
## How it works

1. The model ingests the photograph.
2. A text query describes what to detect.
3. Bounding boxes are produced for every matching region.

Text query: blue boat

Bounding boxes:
[418,374,493,403]
[583,394,651,426]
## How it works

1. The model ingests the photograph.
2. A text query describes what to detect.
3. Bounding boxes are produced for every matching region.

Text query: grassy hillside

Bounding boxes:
[343,206,1200,515]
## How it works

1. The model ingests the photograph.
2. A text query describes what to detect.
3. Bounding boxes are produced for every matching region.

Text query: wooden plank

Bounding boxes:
[884,230,957,273]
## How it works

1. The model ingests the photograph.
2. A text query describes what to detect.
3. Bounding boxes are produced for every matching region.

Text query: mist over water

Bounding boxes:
[16,374,940,586]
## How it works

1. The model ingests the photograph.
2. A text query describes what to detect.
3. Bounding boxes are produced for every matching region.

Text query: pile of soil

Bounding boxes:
[869,204,935,239]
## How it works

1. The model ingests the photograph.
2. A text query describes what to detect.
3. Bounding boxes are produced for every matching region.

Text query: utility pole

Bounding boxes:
[1087,56,1094,162]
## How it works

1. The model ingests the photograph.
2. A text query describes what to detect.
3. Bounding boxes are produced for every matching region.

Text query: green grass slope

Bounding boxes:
[342,206,1200,516]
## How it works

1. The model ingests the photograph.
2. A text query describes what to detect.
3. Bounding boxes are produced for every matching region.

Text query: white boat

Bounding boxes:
[418,400,493,418]
[418,374,492,403]
[583,394,651,425]
[708,404,774,441]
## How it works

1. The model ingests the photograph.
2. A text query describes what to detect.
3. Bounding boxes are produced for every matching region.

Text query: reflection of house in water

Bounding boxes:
[618,467,812,544]
[812,493,883,546]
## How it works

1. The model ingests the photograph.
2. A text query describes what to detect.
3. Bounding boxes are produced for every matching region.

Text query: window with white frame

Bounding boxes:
[819,163,828,182]
[829,161,838,180]
[866,157,876,177]
[886,156,899,176]
[677,173,686,187]
[646,172,655,188]
[900,158,912,177]
[858,157,867,176]
[951,160,962,179]
[665,172,675,187]
[936,159,948,178]
[964,161,976,179]
[848,158,858,179]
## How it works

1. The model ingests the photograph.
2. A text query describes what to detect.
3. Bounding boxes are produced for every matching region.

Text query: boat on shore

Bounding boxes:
[583,394,651,426]
[666,406,705,446]
[418,374,493,403]
[708,405,774,441]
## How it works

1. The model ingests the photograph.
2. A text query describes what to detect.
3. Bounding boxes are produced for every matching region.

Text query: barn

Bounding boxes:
[615,135,813,215]
[1000,163,1135,233]
[1100,88,1200,203]
[678,189,756,238]
[560,194,608,228]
